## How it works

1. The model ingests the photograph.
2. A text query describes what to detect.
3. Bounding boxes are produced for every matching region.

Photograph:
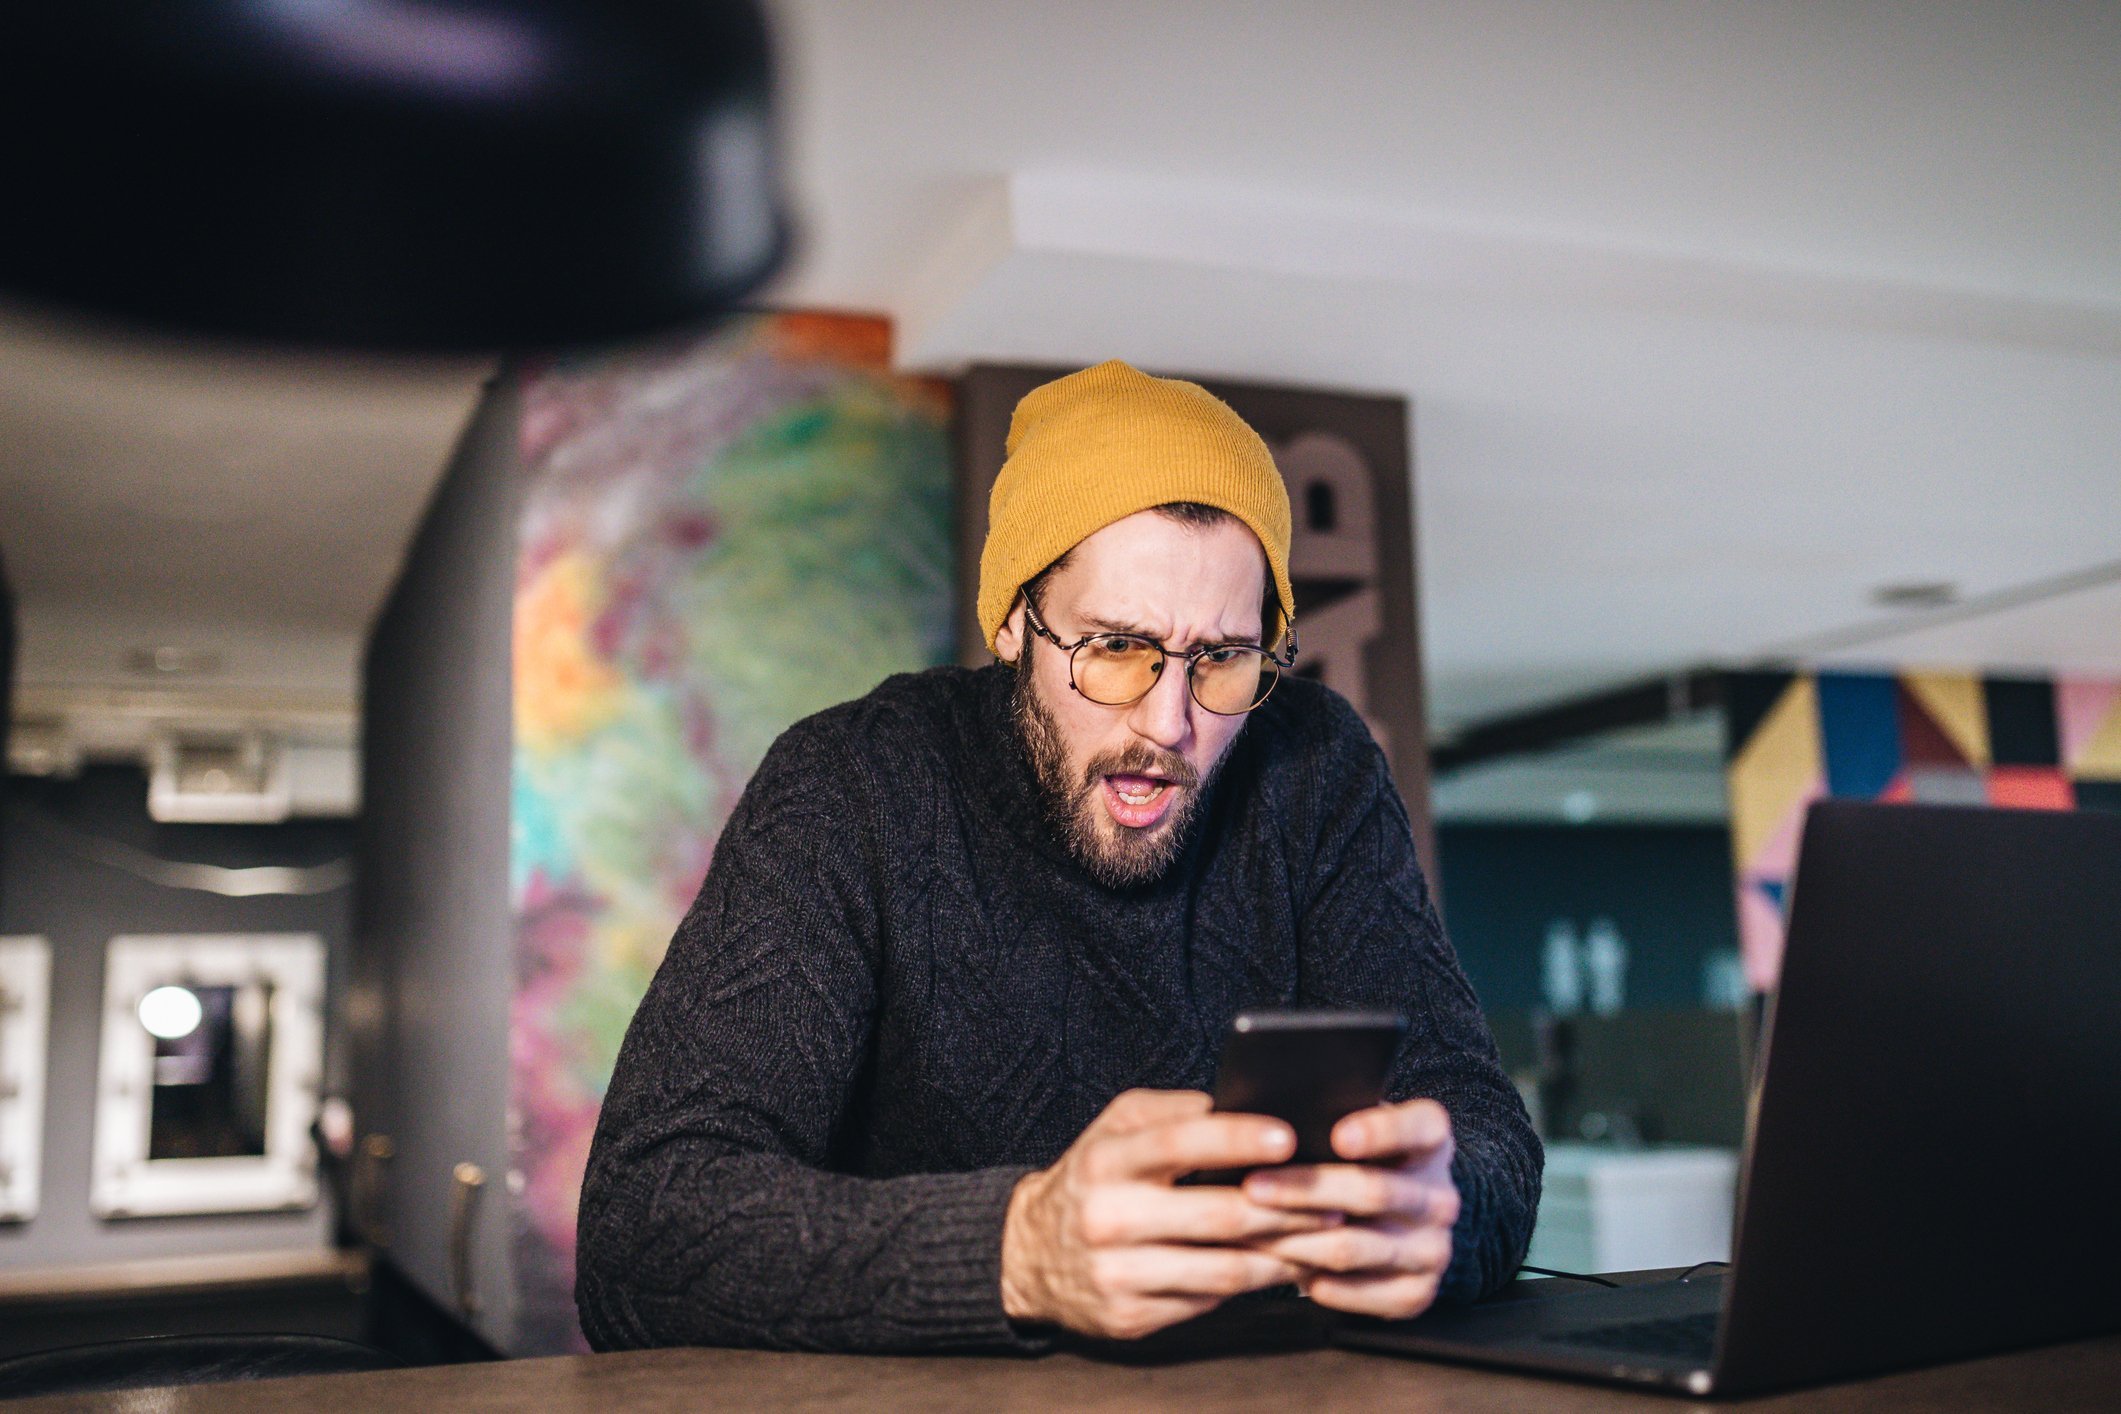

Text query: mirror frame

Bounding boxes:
[92,933,325,1218]
[0,935,52,1223]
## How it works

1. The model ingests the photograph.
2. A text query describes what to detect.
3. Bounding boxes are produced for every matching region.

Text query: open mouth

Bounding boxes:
[1101,772,1179,829]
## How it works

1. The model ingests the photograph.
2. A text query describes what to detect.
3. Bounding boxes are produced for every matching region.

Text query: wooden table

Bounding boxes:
[9,1271,2114,1411]
[13,1331,2118,1412]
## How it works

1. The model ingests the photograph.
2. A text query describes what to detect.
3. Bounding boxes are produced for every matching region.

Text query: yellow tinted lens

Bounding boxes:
[1192,648,1270,714]
[1073,637,1162,704]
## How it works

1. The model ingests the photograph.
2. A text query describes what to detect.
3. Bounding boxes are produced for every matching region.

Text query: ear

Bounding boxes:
[993,596,1028,665]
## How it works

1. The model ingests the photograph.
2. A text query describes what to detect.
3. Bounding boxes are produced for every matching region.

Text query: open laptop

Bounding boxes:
[1338,800,2121,1396]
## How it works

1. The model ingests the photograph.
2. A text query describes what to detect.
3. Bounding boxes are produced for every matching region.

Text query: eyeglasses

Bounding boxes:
[1021,600,1300,716]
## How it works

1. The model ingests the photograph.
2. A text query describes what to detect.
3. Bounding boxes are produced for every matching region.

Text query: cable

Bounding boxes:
[1516,1264,1620,1289]
[1676,1261,1730,1283]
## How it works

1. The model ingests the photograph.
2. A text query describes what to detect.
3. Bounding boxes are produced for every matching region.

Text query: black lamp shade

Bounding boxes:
[0,1,790,350]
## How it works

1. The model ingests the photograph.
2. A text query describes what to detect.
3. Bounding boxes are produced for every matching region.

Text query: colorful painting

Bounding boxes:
[1724,669,2121,992]
[508,313,953,1351]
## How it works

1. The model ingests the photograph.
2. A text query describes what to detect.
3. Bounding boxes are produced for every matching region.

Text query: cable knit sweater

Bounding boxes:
[575,665,1541,1353]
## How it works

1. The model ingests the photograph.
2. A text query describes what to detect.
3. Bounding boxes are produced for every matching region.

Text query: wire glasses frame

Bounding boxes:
[1020,599,1301,716]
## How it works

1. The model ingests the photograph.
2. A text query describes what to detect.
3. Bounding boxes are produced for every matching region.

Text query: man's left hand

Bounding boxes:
[1241,1097,1459,1319]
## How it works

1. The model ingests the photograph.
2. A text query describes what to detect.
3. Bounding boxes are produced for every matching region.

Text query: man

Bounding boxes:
[576,360,1541,1352]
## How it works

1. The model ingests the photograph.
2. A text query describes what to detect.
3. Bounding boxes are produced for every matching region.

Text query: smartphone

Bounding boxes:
[1191,1009,1407,1183]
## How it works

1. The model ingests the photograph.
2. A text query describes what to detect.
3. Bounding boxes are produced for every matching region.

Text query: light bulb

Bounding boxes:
[139,985,204,1041]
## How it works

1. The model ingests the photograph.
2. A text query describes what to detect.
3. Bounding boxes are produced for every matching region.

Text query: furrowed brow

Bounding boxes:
[1078,614,1262,649]
[1078,614,1158,638]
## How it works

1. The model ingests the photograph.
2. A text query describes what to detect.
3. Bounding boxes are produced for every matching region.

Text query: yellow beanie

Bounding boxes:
[977,360,1295,655]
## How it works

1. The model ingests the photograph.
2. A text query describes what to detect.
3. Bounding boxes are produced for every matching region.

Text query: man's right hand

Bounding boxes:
[999,1089,1336,1340]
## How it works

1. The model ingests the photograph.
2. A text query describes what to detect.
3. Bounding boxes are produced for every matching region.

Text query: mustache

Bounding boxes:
[1080,744,1200,794]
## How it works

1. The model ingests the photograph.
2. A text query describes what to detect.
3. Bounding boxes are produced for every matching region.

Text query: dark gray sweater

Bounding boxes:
[575,665,1541,1353]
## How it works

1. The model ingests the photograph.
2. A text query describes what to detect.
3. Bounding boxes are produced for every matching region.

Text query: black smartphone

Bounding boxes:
[1191,1009,1407,1183]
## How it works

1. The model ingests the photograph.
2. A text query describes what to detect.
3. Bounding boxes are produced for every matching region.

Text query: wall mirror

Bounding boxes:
[93,933,325,1218]
[0,936,53,1222]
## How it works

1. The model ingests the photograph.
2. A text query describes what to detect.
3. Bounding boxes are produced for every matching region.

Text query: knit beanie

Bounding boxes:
[977,360,1295,655]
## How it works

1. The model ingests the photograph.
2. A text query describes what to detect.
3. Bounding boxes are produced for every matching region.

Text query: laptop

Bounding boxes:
[1337,800,2121,1396]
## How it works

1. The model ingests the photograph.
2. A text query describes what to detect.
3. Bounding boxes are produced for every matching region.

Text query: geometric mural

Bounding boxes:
[1724,669,2121,991]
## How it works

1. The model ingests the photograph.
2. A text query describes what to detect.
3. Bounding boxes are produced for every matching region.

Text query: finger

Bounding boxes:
[1093,1294,1221,1343]
[1093,1089,1212,1137]
[1244,1163,1449,1219]
[1258,1219,1452,1276]
[1078,1184,1342,1246]
[1096,1113,1295,1181]
[1256,1220,1401,1273]
[1100,1244,1307,1299]
[1300,1269,1444,1321]
[1331,1098,1453,1164]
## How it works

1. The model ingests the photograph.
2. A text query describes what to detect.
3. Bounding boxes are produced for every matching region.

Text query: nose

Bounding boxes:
[1125,657,1195,753]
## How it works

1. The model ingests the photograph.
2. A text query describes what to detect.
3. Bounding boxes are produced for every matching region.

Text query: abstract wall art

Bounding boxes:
[507,313,954,1348]
[1723,669,2121,991]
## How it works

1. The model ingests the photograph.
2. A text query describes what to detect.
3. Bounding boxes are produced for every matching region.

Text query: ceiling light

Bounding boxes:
[6,719,82,778]
[127,646,224,678]
[148,731,293,823]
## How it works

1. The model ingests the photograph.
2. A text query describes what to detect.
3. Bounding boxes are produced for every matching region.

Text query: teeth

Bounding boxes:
[1113,781,1165,804]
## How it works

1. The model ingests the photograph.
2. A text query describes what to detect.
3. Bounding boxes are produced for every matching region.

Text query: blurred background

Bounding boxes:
[1,0,2117,1374]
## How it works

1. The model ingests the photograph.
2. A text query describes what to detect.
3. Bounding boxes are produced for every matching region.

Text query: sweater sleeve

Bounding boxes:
[574,723,1038,1353]
[1290,695,1544,1303]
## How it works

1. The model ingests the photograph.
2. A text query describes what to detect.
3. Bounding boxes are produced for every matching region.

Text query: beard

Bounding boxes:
[1010,651,1223,889]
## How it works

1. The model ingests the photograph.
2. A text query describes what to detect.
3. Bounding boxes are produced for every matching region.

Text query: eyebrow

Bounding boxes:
[1077,614,1263,648]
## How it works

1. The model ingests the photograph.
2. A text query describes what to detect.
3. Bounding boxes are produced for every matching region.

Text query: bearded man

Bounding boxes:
[576,360,1541,1353]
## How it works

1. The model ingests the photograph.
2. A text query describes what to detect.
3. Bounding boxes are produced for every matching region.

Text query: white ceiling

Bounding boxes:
[2,0,2117,745]
[773,1,2121,306]
[0,308,489,732]
[769,0,2121,728]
